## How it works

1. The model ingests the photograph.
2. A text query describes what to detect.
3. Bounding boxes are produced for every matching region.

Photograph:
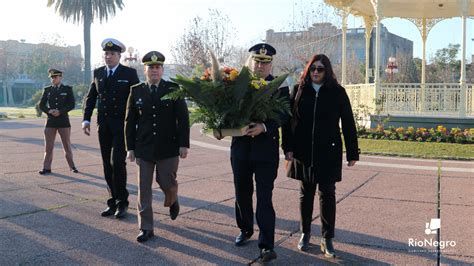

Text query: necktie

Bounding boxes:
[150,85,158,101]
[108,69,113,78]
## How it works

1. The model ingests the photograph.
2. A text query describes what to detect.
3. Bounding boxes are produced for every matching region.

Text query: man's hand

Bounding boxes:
[126,150,135,162]
[48,109,60,117]
[245,123,265,137]
[179,147,188,159]
[347,160,357,167]
[285,152,294,161]
[82,121,91,136]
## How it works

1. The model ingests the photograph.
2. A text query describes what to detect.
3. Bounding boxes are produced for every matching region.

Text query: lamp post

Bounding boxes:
[385,56,398,83]
[124,46,137,66]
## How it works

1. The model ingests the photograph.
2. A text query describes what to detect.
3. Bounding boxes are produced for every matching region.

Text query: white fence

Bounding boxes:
[345,83,474,118]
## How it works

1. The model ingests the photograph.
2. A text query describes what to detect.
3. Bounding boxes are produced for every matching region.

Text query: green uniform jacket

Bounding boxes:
[39,84,75,128]
[125,80,190,161]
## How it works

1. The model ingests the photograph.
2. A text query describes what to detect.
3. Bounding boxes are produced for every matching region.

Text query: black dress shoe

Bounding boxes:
[235,231,253,246]
[71,167,79,173]
[298,233,311,251]
[38,169,51,175]
[136,229,154,242]
[260,248,277,263]
[114,206,128,219]
[170,200,180,220]
[101,207,116,217]
[320,238,336,258]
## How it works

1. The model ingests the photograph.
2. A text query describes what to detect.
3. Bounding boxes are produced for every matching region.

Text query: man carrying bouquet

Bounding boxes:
[231,43,290,263]
[124,51,190,243]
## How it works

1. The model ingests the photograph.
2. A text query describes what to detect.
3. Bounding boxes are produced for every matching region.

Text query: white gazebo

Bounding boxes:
[324,0,474,127]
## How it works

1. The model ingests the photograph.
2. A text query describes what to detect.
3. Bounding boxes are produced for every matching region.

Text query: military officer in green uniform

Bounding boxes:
[38,68,78,174]
[125,51,190,242]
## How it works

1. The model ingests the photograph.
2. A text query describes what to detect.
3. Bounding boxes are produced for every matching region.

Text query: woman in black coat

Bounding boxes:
[282,54,359,257]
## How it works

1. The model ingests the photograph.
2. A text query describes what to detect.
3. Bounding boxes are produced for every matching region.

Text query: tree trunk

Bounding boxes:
[83,0,92,85]
[7,81,14,105]
[2,85,7,106]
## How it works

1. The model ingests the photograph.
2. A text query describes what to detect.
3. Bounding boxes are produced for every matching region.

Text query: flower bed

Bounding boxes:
[358,125,474,144]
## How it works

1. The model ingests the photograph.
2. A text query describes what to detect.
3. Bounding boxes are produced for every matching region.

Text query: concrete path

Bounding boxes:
[1,118,473,265]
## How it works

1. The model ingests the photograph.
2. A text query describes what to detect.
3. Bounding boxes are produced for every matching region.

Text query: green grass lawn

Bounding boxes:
[0,106,83,119]
[1,107,472,160]
[358,138,474,160]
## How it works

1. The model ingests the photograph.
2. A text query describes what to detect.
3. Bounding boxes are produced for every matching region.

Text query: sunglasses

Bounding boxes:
[310,65,325,73]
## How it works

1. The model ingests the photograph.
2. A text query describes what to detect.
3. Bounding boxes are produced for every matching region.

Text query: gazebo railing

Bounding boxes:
[345,83,474,118]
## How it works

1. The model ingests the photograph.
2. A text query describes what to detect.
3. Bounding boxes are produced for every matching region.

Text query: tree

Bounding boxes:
[171,9,239,72]
[428,43,461,82]
[267,1,341,76]
[47,0,124,84]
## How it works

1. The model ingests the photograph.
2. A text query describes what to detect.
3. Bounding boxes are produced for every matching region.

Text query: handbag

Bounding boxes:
[287,158,317,183]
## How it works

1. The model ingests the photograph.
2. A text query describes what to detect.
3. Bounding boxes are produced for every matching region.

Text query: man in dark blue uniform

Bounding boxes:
[231,43,289,263]
[82,38,140,219]
[38,68,77,174]
[125,51,190,242]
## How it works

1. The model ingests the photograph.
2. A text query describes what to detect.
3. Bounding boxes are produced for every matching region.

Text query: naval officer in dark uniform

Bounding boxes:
[125,51,190,242]
[38,68,77,174]
[82,38,140,219]
[231,43,290,263]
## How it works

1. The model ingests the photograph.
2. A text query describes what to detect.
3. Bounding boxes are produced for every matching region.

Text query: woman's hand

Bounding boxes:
[285,152,294,161]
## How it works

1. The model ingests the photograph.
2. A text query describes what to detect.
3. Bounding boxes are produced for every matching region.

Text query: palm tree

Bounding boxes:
[47,0,124,85]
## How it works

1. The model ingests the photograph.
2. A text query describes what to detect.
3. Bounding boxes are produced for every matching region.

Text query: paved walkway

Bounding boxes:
[1,118,473,265]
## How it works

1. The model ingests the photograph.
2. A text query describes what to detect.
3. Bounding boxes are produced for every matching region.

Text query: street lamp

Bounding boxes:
[385,56,398,83]
[124,46,137,66]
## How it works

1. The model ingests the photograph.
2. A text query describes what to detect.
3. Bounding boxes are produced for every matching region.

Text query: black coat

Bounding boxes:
[282,81,359,183]
[230,75,290,163]
[39,84,75,128]
[125,81,190,161]
[83,64,140,124]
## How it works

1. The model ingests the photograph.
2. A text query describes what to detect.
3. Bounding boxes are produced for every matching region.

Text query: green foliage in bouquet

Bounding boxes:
[166,60,290,131]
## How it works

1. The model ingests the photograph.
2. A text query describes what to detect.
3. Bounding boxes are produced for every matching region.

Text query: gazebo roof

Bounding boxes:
[324,0,474,19]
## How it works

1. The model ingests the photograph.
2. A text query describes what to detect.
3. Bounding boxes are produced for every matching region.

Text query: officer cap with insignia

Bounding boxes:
[142,51,165,66]
[248,43,276,63]
[101,38,126,53]
[48,68,63,77]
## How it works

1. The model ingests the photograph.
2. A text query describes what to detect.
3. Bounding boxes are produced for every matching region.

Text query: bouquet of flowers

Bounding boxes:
[168,52,290,137]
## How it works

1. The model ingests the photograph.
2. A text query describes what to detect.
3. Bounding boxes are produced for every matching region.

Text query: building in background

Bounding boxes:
[266,23,413,84]
[0,40,82,106]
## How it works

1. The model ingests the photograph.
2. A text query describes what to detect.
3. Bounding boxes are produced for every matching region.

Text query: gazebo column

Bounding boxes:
[372,0,382,110]
[421,19,427,85]
[363,15,374,84]
[341,11,348,86]
[420,18,427,112]
[459,0,469,118]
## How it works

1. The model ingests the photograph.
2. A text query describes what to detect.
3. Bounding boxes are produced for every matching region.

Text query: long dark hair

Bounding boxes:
[293,54,338,118]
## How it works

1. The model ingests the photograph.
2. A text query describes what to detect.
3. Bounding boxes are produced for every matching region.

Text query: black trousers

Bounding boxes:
[98,118,129,208]
[231,157,278,250]
[300,181,336,239]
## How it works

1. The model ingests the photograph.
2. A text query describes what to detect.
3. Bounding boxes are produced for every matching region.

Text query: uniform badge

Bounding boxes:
[106,41,113,47]
[259,46,267,55]
[151,53,158,63]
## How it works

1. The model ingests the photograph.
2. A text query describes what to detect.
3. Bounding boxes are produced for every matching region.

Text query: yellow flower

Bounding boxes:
[229,69,239,81]
[251,80,260,89]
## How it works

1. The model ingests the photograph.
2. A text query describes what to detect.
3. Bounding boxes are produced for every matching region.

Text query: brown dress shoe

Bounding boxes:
[170,200,180,220]
[38,169,51,175]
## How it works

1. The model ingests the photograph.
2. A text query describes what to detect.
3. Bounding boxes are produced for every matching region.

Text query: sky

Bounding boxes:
[0,0,472,67]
